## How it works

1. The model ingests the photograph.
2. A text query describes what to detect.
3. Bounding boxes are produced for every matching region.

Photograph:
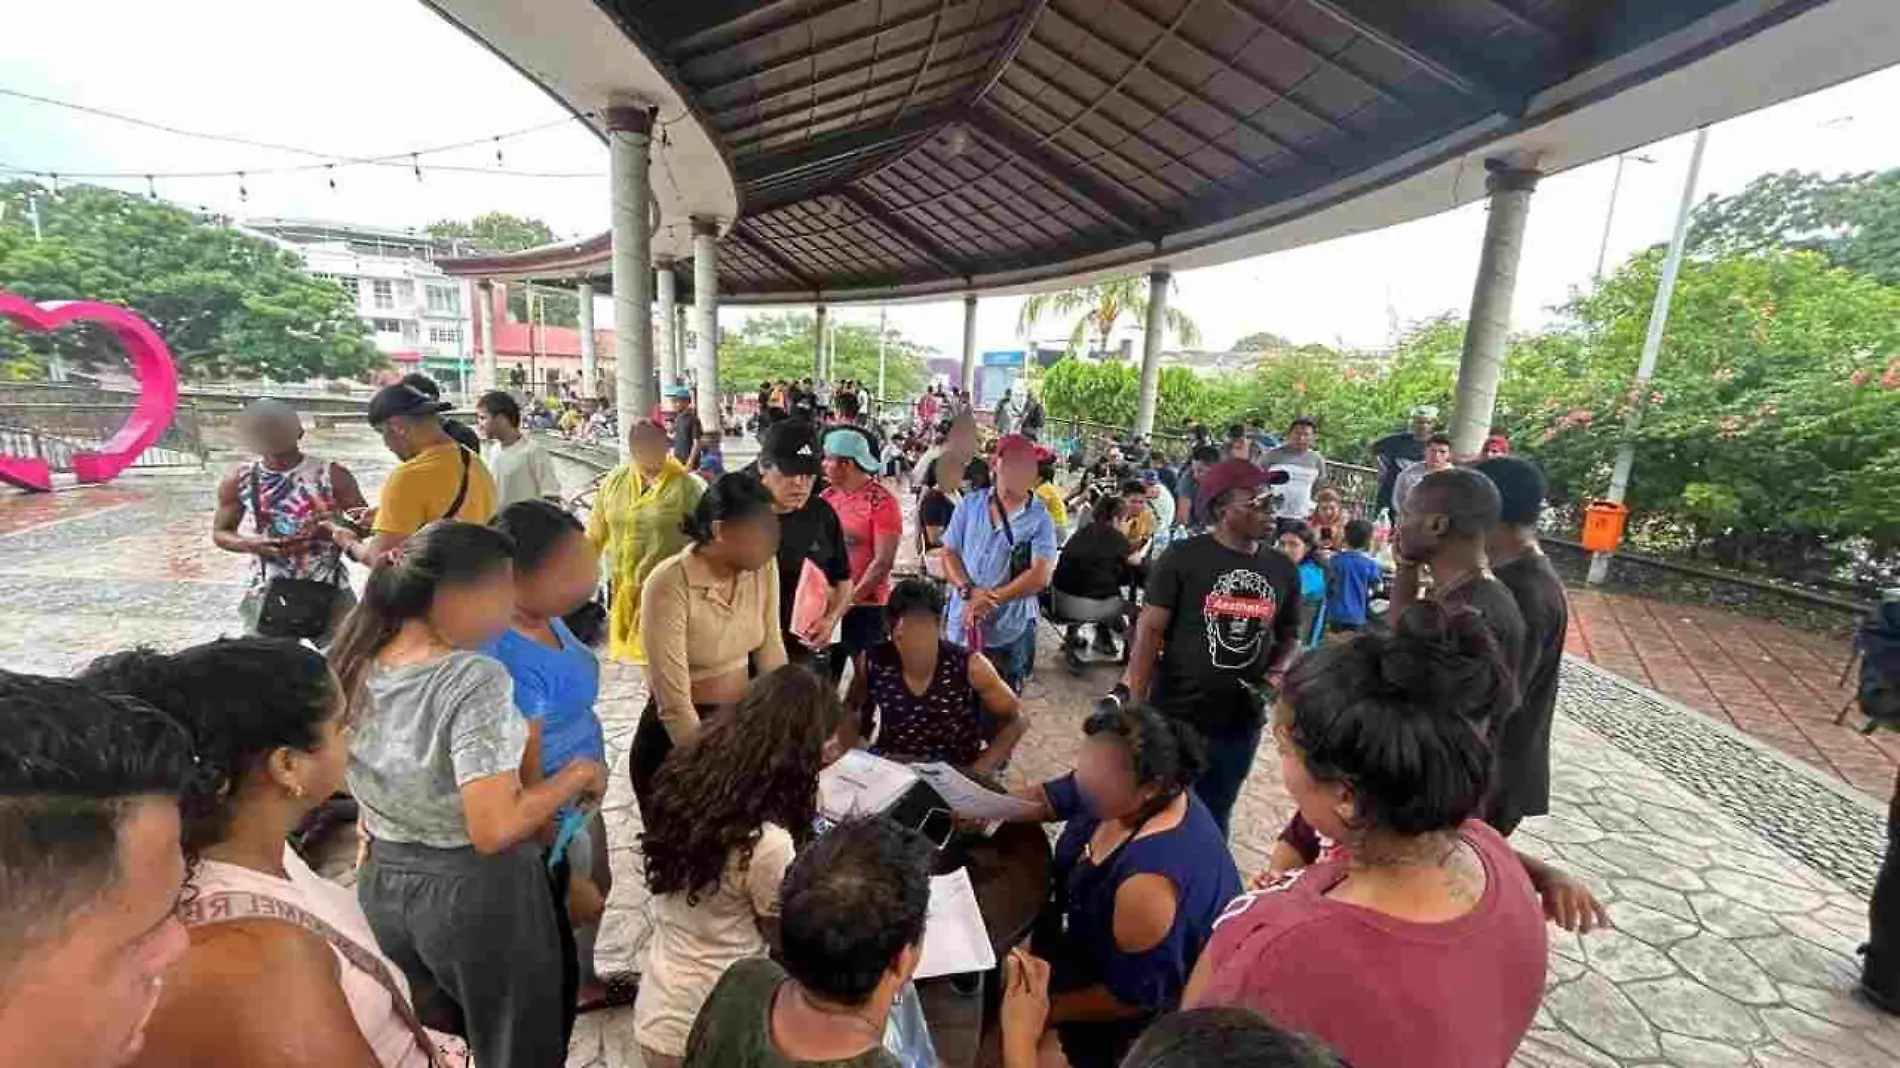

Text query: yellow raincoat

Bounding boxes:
[586,455,704,663]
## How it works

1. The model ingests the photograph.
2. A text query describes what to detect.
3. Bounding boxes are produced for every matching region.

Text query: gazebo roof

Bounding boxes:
[429,0,1898,303]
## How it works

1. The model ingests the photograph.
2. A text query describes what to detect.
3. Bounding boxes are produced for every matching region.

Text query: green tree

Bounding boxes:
[1016,275,1202,357]
[0,181,378,380]
[1688,168,1900,285]
[425,212,556,254]
[1231,330,1292,352]
[719,313,930,399]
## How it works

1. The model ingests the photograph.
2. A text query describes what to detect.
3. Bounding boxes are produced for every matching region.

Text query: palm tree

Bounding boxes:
[1016,275,1202,358]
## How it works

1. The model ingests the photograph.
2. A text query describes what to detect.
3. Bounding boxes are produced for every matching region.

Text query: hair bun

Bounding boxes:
[1383,603,1512,728]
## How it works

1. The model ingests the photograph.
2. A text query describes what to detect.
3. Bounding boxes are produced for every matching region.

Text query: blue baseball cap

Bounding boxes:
[823,427,879,473]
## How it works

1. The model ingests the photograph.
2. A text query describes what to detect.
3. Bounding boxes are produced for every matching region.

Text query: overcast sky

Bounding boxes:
[4,0,1899,359]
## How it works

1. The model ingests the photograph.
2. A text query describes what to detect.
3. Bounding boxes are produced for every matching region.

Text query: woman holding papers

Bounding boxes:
[1002,703,1241,1068]
[635,667,842,1068]
[843,578,1025,777]
[632,474,787,818]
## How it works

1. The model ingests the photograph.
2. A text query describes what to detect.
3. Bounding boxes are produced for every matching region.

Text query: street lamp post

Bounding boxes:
[1594,152,1657,281]
[1586,127,1711,587]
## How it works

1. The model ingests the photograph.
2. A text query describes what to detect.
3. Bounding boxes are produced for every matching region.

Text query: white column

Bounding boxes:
[608,106,655,452]
[576,280,597,398]
[1449,162,1540,458]
[477,279,497,392]
[960,294,978,397]
[656,262,679,387]
[692,217,721,421]
[814,304,828,381]
[1135,267,1169,437]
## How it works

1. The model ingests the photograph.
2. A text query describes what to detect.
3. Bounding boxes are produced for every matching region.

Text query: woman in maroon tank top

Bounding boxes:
[1185,604,1549,1068]
[842,579,1025,776]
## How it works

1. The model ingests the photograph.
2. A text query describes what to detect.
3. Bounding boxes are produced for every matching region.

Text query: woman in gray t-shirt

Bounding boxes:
[331,521,608,1068]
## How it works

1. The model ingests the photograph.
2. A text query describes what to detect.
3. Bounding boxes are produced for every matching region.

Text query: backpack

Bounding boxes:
[1852,600,1900,733]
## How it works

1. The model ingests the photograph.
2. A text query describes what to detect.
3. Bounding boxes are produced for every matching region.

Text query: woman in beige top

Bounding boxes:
[633,666,842,1068]
[631,472,787,816]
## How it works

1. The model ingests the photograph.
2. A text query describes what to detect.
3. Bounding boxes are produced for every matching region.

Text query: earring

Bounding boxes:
[292,782,307,799]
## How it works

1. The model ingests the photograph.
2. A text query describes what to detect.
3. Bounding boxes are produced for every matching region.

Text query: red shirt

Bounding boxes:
[1196,819,1546,1068]
[823,477,903,605]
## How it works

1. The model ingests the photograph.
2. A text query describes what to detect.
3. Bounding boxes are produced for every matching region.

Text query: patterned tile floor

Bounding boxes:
[2,426,1896,1067]
[1566,590,1900,800]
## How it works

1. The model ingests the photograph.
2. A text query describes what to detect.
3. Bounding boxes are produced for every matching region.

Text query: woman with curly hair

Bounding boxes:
[81,637,454,1068]
[632,666,841,1068]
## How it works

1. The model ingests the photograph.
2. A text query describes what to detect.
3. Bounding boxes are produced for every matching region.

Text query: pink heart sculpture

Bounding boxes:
[0,294,180,493]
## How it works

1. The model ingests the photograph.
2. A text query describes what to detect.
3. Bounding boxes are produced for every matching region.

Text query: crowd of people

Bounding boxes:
[11,377,1899,1068]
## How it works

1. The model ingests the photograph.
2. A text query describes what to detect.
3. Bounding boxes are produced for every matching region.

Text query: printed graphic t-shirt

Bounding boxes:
[1144,535,1301,734]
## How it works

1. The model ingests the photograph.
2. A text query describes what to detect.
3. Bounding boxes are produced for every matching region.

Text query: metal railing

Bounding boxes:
[0,402,207,473]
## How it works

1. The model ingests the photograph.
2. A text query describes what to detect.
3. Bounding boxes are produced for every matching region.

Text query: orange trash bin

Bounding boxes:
[1581,501,1629,553]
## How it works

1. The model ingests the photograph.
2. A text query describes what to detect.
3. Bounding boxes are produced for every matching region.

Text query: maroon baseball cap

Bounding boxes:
[994,434,1039,463]
[1195,459,1289,511]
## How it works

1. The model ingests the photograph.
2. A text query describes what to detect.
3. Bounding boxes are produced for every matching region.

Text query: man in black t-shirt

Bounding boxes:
[1390,466,1529,768]
[1476,457,1570,835]
[751,421,852,667]
[1114,459,1302,838]
[1372,405,1437,520]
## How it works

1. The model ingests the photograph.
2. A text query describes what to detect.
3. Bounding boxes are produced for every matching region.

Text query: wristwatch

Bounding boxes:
[958,581,976,599]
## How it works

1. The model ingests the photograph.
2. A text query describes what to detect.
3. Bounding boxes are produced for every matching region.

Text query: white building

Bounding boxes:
[239,217,472,387]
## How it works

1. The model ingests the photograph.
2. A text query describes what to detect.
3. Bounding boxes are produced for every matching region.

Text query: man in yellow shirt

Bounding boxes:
[336,383,498,566]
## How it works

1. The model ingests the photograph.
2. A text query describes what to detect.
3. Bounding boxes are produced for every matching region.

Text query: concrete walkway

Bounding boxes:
[2,428,1896,1067]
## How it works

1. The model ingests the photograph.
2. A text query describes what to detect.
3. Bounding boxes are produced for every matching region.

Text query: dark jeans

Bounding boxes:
[358,838,569,1068]
[1866,767,1900,1004]
[1193,721,1265,840]
[829,604,890,682]
[984,624,1039,694]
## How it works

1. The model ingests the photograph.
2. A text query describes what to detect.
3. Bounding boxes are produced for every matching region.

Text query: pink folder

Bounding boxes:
[791,557,831,641]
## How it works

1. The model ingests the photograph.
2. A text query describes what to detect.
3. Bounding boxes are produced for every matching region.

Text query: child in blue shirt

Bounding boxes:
[1326,518,1383,632]
[486,500,618,1008]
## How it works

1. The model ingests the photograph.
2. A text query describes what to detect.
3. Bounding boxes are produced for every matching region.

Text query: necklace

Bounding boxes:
[789,985,884,1041]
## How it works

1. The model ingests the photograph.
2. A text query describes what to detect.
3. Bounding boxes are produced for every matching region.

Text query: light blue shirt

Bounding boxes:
[944,487,1058,648]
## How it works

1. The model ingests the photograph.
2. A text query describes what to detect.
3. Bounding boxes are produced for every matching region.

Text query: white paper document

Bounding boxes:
[819,749,919,821]
[914,868,996,980]
[912,762,1043,822]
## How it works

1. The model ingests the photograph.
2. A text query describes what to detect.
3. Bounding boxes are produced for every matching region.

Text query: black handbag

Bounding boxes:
[993,493,1036,582]
[250,468,345,641]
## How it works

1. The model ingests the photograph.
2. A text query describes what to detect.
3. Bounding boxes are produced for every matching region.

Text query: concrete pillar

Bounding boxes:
[692,217,721,423]
[656,261,679,387]
[814,304,828,381]
[960,294,978,398]
[1449,161,1540,457]
[576,281,597,398]
[477,279,497,393]
[607,105,655,451]
[1135,267,1170,437]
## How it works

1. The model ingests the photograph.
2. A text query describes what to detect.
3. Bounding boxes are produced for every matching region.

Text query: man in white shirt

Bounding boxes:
[476,390,562,508]
[1259,416,1325,520]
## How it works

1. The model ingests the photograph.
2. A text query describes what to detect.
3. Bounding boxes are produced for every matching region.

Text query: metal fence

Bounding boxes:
[0,401,207,473]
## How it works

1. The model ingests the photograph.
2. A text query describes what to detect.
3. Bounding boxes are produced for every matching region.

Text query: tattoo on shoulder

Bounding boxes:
[1443,842,1486,904]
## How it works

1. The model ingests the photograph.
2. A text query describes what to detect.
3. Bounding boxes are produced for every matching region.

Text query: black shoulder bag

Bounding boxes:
[993,492,1036,583]
[438,446,473,521]
[250,466,345,641]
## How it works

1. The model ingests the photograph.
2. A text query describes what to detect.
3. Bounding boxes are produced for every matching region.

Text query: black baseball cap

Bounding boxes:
[368,383,452,425]
[759,419,823,476]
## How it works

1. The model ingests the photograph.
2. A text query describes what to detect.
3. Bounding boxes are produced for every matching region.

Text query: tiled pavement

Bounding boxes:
[1566,589,1900,800]
[3,427,1898,1067]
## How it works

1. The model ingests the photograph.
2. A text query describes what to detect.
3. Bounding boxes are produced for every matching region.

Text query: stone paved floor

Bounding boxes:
[1566,589,1900,800]
[3,427,1897,1067]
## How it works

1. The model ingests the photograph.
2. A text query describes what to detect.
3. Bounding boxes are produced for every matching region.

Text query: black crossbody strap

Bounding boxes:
[442,447,472,520]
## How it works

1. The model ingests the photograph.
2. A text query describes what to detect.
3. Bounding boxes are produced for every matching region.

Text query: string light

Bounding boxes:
[237,171,248,202]
[412,153,422,181]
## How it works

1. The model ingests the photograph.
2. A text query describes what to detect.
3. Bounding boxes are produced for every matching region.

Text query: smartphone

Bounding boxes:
[917,808,954,851]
